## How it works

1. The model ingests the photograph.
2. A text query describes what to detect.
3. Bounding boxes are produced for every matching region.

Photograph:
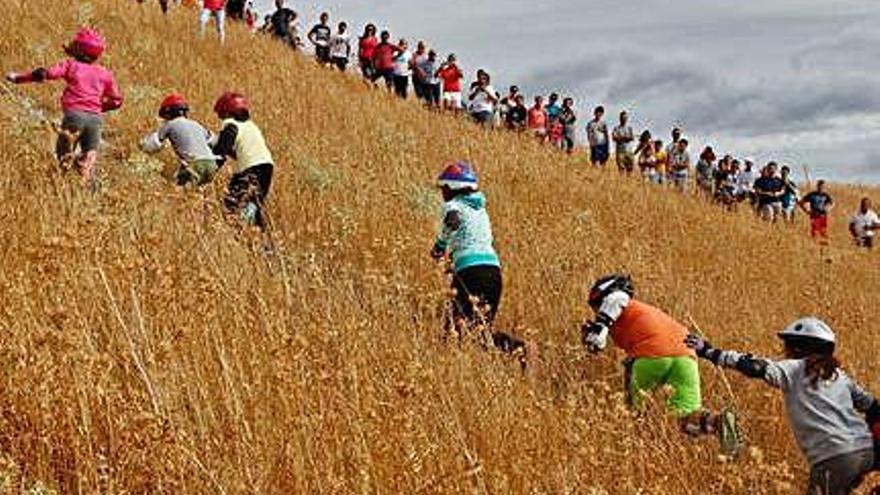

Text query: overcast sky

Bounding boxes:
[255,0,880,183]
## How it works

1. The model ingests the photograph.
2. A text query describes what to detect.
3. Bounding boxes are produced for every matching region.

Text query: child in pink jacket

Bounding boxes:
[6,28,123,184]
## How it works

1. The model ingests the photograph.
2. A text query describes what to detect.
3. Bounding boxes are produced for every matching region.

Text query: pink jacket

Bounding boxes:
[43,59,123,115]
[202,0,226,11]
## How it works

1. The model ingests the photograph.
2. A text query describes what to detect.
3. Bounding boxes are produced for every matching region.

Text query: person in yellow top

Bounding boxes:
[212,92,275,229]
[653,139,668,185]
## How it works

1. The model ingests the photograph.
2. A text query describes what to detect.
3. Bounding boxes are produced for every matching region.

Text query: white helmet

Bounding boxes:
[777,317,836,345]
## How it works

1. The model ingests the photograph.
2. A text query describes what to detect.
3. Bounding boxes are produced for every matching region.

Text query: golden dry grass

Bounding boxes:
[0,1,879,493]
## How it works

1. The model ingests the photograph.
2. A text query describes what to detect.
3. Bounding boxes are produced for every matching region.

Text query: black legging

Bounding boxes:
[451,265,525,353]
[224,163,274,229]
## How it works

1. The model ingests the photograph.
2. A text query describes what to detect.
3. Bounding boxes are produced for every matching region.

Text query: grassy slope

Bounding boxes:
[0,1,879,493]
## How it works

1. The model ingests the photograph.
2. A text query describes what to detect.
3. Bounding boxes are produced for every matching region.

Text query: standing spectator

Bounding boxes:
[799,180,834,241]
[665,127,682,158]
[244,2,258,33]
[410,41,428,100]
[527,95,548,141]
[559,97,577,154]
[849,197,880,248]
[505,94,527,131]
[586,106,609,167]
[735,159,756,204]
[468,71,498,127]
[654,140,668,185]
[713,157,737,207]
[308,12,332,65]
[391,39,412,99]
[328,22,352,72]
[371,30,397,89]
[695,146,716,198]
[264,0,298,48]
[499,86,520,124]
[754,162,785,222]
[545,93,562,120]
[437,54,463,111]
[636,130,657,181]
[548,115,564,149]
[199,0,226,43]
[357,24,378,79]
[417,50,442,108]
[612,111,635,175]
[780,165,799,223]
[225,0,244,19]
[668,139,691,193]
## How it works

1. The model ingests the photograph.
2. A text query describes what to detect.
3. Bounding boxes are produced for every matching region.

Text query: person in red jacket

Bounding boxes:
[371,30,398,89]
[6,28,123,186]
[199,0,226,43]
[357,23,378,80]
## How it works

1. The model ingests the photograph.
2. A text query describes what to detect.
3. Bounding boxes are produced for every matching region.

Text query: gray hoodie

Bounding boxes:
[717,351,874,465]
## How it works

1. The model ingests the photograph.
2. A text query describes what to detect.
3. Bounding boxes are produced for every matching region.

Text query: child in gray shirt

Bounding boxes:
[687,317,877,495]
[140,94,217,186]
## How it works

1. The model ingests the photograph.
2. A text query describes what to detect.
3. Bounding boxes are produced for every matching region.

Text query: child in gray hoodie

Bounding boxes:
[687,317,878,495]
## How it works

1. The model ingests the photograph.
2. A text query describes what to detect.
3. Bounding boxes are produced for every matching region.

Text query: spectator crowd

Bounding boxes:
[146,0,880,249]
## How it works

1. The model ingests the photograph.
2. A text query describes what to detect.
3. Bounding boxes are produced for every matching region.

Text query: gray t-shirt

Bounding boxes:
[157,118,216,162]
[718,352,874,465]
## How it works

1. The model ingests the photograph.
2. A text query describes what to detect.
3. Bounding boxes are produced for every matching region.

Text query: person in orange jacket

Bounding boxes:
[580,274,720,438]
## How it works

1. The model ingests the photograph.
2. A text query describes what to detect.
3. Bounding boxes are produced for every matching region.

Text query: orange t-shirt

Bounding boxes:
[610,300,695,358]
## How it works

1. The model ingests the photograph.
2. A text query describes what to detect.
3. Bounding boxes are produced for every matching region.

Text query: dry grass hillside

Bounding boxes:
[1,1,879,493]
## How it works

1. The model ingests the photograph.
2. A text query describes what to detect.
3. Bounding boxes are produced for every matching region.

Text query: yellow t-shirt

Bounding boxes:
[655,150,668,175]
[223,119,274,172]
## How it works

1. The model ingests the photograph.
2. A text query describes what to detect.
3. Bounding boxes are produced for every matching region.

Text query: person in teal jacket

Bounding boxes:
[431,161,530,358]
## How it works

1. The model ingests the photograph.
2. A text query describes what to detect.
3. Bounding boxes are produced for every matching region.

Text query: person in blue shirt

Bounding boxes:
[780,165,800,223]
[431,161,535,364]
[545,92,562,120]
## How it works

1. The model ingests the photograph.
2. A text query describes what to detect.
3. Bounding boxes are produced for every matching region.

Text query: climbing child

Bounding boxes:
[211,92,275,229]
[580,274,729,443]
[139,93,217,186]
[687,318,879,495]
[431,161,534,362]
[5,28,123,185]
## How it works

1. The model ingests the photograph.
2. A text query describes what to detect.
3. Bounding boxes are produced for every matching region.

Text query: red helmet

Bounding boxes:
[159,93,188,117]
[214,92,249,118]
[72,28,105,60]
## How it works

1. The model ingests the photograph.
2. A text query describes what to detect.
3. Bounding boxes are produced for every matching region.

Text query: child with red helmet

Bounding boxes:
[5,28,123,185]
[140,93,217,186]
[212,92,275,229]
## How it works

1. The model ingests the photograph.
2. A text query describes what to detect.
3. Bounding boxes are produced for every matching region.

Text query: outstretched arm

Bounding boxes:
[686,334,787,388]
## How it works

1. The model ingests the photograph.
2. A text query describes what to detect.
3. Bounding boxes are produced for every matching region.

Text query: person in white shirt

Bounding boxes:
[468,70,498,127]
[328,22,352,72]
[586,105,609,167]
[391,39,412,99]
[849,197,880,248]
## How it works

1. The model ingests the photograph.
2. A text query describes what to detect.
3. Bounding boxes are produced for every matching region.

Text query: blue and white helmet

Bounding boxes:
[778,317,836,345]
[437,161,478,191]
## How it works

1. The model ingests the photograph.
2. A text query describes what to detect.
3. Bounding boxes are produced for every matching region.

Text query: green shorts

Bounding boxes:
[177,159,218,186]
[628,356,702,416]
